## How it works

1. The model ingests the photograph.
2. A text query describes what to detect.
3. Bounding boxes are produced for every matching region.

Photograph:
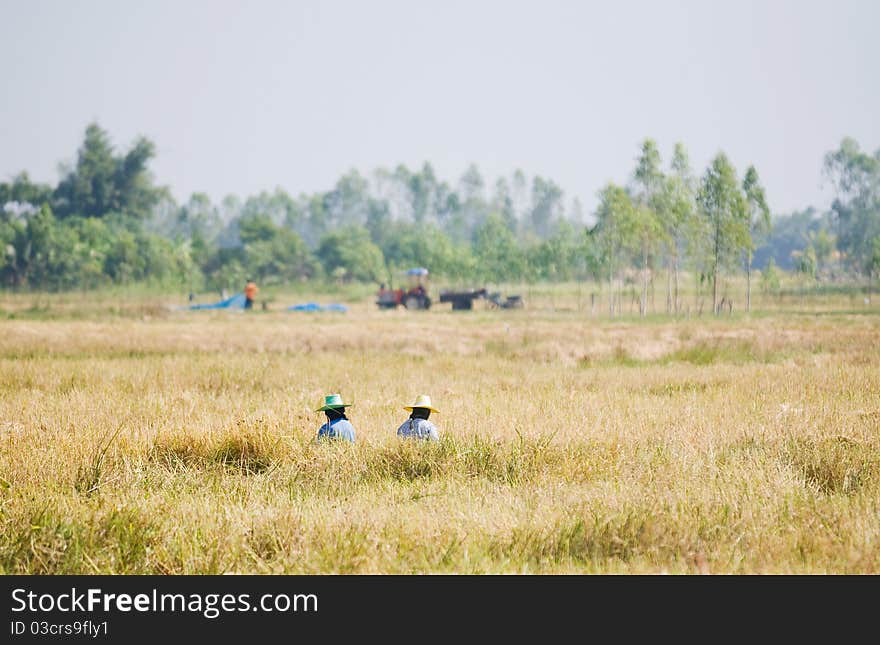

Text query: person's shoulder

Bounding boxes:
[339,421,356,439]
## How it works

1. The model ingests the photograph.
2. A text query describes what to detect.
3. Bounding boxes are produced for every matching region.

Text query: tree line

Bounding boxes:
[2,124,878,314]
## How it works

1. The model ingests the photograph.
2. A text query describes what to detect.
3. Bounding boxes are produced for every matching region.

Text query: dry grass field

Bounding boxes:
[0,291,878,573]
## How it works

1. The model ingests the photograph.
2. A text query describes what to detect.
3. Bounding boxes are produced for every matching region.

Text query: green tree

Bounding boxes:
[472,213,524,283]
[0,208,25,286]
[627,205,665,316]
[811,228,836,275]
[317,226,385,283]
[409,162,438,225]
[237,213,316,283]
[53,123,162,220]
[665,143,699,314]
[114,136,161,220]
[593,183,637,316]
[246,228,316,283]
[54,123,116,218]
[760,257,781,297]
[752,207,828,271]
[527,219,581,282]
[697,153,750,314]
[869,236,880,295]
[378,222,463,282]
[104,228,142,284]
[491,178,517,233]
[324,170,371,229]
[527,176,564,239]
[823,138,880,278]
[631,139,668,316]
[742,166,771,312]
[452,164,487,243]
[176,193,222,243]
[71,216,113,288]
[0,172,53,209]
[797,244,817,280]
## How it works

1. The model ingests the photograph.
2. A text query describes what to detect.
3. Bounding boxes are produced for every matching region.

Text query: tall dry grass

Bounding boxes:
[0,304,878,573]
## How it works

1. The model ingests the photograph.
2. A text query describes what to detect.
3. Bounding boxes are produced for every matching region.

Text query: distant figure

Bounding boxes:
[397,394,440,441]
[244,279,259,309]
[316,394,356,443]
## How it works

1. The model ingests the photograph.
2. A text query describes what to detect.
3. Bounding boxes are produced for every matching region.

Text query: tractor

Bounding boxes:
[376,267,524,312]
[376,267,432,310]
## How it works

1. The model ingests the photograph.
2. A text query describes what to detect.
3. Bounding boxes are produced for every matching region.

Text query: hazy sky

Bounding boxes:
[1,0,878,217]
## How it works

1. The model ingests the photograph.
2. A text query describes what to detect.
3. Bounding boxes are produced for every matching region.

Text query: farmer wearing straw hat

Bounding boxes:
[396,394,440,441]
[316,394,356,442]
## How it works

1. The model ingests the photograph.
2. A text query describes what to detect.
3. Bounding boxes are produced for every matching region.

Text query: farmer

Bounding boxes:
[316,393,356,442]
[244,279,259,309]
[396,394,440,441]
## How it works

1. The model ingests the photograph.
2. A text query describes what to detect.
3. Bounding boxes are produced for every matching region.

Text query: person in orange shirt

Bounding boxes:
[244,279,258,309]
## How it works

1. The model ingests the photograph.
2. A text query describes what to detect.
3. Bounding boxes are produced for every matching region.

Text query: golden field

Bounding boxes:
[0,290,878,573]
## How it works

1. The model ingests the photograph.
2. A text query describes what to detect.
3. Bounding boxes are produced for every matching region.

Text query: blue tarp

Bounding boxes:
[287,302,348,313]
[189,293,247,310]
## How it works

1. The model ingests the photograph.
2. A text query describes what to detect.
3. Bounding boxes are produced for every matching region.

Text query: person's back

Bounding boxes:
[397,394,440,442]
[318,416,356,442]
[315,394,356,443]
[396,416,438,441]
[244,280,258,308]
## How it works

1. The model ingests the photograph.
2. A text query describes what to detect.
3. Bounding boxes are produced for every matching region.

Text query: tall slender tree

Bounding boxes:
[697,153,749,314]
[632,139,667,316]
[742,166,771,312]
[594,183,637,316]
[665,143,697,313]
[823,138,880,278]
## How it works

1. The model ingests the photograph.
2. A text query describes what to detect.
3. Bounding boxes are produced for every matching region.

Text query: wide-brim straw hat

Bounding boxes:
[403,394,439,413]
[316,393,353,411]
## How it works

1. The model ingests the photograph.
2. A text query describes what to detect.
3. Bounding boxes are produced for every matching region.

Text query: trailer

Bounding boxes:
[439,288,487,310]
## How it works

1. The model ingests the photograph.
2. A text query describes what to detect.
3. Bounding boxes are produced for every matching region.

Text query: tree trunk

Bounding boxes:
[746,251,752,313]
[608,261,614,317]
[666,258,672,315]
[673,254,679,315]
[641,247,649,317]
[712,263,718,315]
[712,229,720,315]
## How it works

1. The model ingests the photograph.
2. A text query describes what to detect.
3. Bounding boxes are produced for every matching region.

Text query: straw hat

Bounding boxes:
[403,394,439,413]
[316,393,353,411]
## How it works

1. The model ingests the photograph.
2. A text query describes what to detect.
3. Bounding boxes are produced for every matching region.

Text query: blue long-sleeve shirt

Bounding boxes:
[317,418,356,442]
[396,417,439,441]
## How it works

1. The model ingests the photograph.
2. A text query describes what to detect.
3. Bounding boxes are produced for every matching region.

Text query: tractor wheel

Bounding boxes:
[404,294,431,310]
[404,295,421,310]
